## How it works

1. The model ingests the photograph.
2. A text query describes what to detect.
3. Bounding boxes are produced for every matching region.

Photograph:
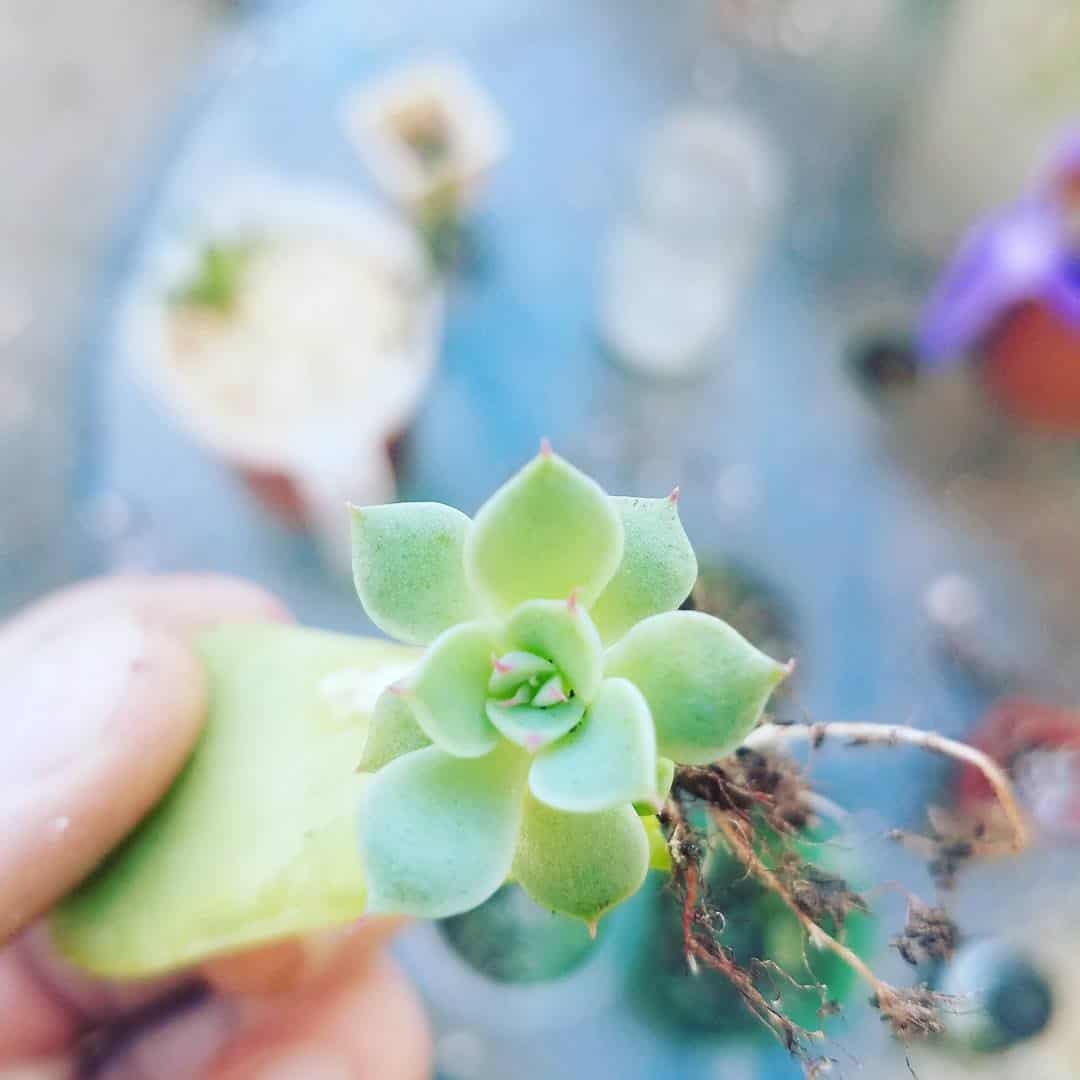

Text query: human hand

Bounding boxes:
[0,575,431,1079]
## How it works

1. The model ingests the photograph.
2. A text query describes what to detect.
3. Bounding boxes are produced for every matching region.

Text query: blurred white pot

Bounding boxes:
[120,178,443,574]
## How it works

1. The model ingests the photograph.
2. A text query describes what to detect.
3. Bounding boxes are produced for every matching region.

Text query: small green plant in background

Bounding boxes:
[170,240,257,314]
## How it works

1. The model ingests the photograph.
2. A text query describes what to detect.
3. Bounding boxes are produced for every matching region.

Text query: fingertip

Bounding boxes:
[0,573,289,664]
[0,615,207,939]
[137,574,292,635]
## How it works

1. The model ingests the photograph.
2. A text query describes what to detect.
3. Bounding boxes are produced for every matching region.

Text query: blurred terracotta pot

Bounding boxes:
[956,697,1080,836]
[983,301,1080,430]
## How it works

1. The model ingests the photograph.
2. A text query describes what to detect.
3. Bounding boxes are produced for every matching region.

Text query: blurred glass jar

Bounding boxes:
[598,107,784,378]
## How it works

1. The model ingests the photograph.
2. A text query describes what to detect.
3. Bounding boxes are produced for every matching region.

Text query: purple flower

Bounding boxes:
[918,127,1080,366]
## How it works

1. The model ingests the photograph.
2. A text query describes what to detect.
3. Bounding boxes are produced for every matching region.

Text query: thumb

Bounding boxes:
[0,614,206,941]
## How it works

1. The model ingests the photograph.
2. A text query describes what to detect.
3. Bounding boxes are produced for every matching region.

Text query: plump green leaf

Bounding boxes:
[529,678,657,813]
[512,793,649,926]
[486,697,585,752]
[501,598,603,703]
[635,756,675,816]
[465,448,624,613]
[642,814,672,872]
[351,503,479,645]
[488,651,555,697]
[51,625,417,977]
[407,620,500,758]
[589,495,698,643]
[359,743,528,919]
[357,688,432,772]
[604,611,788,764]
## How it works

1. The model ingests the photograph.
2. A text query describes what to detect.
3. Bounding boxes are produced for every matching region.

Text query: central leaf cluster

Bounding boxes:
[488,647,581,752]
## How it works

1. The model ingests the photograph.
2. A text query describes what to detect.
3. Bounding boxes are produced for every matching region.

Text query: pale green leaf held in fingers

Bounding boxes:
[51,625,419,977]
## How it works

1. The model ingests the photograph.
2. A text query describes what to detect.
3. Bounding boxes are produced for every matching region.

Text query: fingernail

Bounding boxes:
[257,1049,355,1080]
[0,614,149,786]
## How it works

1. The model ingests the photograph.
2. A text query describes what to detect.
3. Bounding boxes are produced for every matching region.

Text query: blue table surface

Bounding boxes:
[80,1,1047,1075]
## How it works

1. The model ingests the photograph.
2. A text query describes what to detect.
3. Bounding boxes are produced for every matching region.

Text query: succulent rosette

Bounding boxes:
[351,445,789,926]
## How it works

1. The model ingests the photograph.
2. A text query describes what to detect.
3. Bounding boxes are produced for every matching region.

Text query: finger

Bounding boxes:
[0,614,206,941]
[205,955,431,1080]
[0,573,288,662]
[201,917,410,998]
[0,948,78,1061]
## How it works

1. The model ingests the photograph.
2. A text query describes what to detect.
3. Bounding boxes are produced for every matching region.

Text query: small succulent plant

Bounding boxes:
[351,443,789,926]
[50,445,789,977]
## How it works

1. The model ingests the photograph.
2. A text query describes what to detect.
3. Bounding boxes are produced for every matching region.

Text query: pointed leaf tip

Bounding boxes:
[604,611,786,764]
[589,496,698,643]
[465,454,623,613]
[512,795,649,924]
[539,436,553,457]
[667,485,680,504]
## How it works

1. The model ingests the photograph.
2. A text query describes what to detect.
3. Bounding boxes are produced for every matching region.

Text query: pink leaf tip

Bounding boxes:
[492,652,513,674]
[524,734,543,752]
[539,436,553,458]
[566,587,580,614]
[782,657,797,677]
[667,485,680,504]
[497,685,532,708]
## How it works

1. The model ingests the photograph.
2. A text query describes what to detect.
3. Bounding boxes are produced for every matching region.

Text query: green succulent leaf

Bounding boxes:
[488,651,556,696]
[359,743,528,919]
[351,503,480,645]
[51,624,417,977]
[512,793,649,926]
[634,756,675,816]
[357,688,432,772]
[604,611,788,765]
[642,814,672,872]
[589,495,698,643]
[529,678,657,813]
[485,697,586,752]
[502,598,603,704]
[465,448,624,613]
[407,620,500,758]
